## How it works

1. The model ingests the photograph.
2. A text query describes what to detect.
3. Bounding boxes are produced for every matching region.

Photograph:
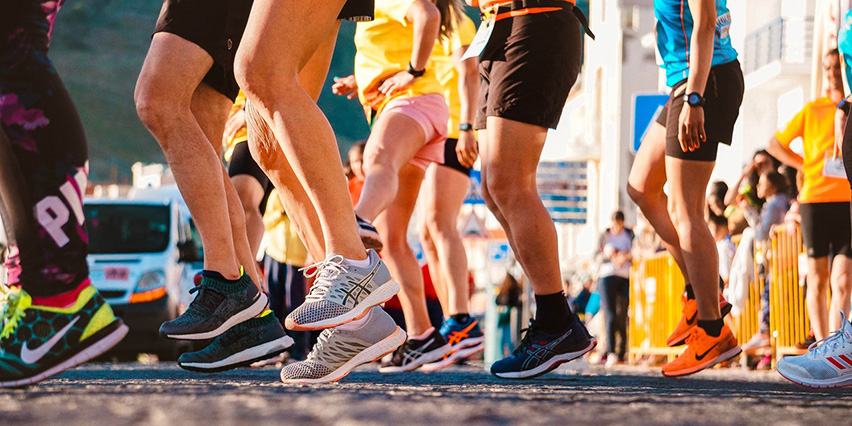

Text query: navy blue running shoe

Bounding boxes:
[355,215,383,251]
[490,318,596,379]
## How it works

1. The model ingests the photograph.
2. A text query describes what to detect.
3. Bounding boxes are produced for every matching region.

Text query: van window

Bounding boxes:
[85,204,171,254]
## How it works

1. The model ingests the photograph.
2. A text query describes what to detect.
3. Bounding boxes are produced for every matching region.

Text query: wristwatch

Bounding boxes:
[459,123,474,132]
[838,98,851,114]
[684,92,705,107]
[406,62,426,78]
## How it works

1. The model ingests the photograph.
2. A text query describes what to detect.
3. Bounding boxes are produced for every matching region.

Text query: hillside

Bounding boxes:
[51,0,371,183]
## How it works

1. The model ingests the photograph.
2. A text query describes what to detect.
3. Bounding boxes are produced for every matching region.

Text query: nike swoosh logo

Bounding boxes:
[20,316,80,365]
[694,341,719,361]
[686,312,697,325]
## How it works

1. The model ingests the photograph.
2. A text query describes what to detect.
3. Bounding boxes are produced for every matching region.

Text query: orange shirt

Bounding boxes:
[348,177,365,207]
[775,97,851,204]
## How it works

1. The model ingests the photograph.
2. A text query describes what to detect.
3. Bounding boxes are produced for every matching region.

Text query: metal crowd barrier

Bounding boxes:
[628,252,684,363]
[768,226,810,367]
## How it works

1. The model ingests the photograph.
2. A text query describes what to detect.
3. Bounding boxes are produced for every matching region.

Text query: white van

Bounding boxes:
[84,192,200,359]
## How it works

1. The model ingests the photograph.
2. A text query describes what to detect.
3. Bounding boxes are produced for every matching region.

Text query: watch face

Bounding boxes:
[688,93,701,106]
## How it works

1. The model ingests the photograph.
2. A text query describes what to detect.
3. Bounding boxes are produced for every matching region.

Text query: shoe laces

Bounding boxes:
[809,311,852,358]
[513,319,541,356]
[188,282,224,314]
[306,328,337,362]
[300,254,349,301]
[0,284,29,342]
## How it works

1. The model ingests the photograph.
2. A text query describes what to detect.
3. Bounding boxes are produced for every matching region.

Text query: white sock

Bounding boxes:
[410,327,434,341]
[337,307,374,331]
[345,255,371,268]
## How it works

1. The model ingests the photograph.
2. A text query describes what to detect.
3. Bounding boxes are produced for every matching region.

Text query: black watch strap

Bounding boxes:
[459,123,473,132]
[684,92,705,107]
[839,99,851,114]
[406,62,426,78]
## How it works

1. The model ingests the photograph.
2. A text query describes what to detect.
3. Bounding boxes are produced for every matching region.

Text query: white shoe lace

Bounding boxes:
[808,311,852,358]
[299,254,349,301]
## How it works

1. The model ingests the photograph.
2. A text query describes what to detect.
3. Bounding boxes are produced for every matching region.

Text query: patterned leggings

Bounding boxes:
[0,0,90,298]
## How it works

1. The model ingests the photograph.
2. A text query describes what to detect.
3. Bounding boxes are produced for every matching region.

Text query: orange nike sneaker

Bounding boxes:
[662,324,741,377]
[666,294,733,347]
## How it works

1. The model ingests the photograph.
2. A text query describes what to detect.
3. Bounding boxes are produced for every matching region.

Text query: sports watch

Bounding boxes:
[459,123,474,132]
[406,62,426,78]
[838,98,851,114]
[684,92,705,107]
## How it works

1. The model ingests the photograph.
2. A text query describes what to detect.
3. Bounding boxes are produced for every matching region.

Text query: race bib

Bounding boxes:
[823,154,847,179]
[461,14,495,61]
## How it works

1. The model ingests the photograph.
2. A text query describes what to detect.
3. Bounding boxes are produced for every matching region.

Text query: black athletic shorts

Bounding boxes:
[440,138,471,176]
[799,202,852,259]
[657,60,744,162]
[476,7,581,130]
[228,141,274,213]
[154,0,374,100]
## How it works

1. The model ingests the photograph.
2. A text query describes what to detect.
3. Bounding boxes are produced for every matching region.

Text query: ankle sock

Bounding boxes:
[410,327,435,341]
[451,313,471,324]
[345,256,371,268]
[697,319,724,337]
[338,308,374,331]
[202,269,242,284]
[534,292,574,334]
[684,284,695,300]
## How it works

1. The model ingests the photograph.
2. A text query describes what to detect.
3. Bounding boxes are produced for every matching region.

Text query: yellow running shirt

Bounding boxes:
[223,90,248,162]
[775,97,851,204]
[262,190,308,268]
[354,0,445,117]
[432,13,477,139]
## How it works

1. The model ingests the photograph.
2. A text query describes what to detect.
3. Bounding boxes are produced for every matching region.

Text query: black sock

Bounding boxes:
[697,319,724,337]
[534,292,574,333]
[202,269,242,284]
[684,284,695,300]
[450,313,471,324]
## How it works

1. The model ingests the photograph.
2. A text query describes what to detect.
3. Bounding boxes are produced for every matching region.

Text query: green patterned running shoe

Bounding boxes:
[0,285,128,388]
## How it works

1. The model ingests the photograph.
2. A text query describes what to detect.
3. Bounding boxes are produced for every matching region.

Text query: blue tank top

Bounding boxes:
[838,10,852,93]
[655,0,738,87]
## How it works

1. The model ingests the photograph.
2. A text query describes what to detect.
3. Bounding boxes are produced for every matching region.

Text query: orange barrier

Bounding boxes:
[768,226,809,367]
[628,252,684,363]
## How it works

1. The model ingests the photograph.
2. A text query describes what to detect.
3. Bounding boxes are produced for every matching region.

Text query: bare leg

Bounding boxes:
[374,165,430,335]
[230,174,265,256]
[420,163,470,316]
[830,255,852,331]
[806,256,831,339]
[480,117,560,295]
[627,122,689,275]
[665,156,720,320]
[420,224,449,312]
[235,0,366,260]
[135,33,239,279]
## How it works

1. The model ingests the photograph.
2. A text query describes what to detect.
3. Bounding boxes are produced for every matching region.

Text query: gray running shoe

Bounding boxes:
[177,312,294,373]
[280,306,406,384]
[160,271,268,340]
[285,250,398,331]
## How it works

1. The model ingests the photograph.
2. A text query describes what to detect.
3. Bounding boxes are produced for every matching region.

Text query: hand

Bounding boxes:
[455,130,478,168]
[678,104,706,153]
[222,108,246,145]
[743,162,756,176]
[332,75,358,99]
[378,71,417,96]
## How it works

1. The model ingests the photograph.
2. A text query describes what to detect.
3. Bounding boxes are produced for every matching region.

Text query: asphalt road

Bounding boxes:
[1,361,850,425]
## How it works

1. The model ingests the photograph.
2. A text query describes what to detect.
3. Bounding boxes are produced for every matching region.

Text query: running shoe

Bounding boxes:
[356,215,383,251]
[285,250,399,331]
[490,318,596,379]
[421,317,485,372]
[661,324,741,377]
[666,293,733,347]
[776,311,852,388]
[160,268,268,340]
[0,284,129,388]
[379,327,452,373]
[177,310,294,373]
[741,332,770,353]
[280,307,405,384]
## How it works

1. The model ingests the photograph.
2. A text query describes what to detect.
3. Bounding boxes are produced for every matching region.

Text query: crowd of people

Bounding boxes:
[3,0,852,392]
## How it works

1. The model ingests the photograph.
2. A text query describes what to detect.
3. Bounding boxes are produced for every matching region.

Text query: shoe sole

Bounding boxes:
[421,341,485,373]
[286,280,399,331]
[178,335,295,373]
[0,320,129,389]
[163,293,269,340]
[661,346,742,377]
[378,342,455,373]
[777,366,852,389]
[280,327,407,384]
[492,339,597,380]
[667,302,733,347]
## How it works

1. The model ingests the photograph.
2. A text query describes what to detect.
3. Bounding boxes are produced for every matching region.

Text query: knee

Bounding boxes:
[485,173,529,209]
[134,83,179,139]
[627,183,649,209]
[234,54,297,105]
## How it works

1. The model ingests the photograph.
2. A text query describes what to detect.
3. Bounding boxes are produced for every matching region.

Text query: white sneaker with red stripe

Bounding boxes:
[777,311,852,389]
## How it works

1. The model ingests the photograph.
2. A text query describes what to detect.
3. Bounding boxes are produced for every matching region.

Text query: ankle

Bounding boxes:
[31,279,89,308]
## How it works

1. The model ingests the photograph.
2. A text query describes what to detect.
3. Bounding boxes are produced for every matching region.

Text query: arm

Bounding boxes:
[724,163,755,207]
[453,47,480,168]
[766,135,804,170]
[331,74,359,100]
[378,0,441,95]
[678,0,716,152]
[836,104,848,155]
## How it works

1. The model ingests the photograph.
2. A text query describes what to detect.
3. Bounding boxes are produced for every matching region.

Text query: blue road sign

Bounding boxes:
[632,94,669,154]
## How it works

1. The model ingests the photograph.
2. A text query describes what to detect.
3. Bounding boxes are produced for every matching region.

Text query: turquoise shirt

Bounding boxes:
[655,0,739,87]
[839,10,852,93]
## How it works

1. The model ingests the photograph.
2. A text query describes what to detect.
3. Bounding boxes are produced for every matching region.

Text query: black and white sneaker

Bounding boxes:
[378,328,452,373]
[356,215,383,251]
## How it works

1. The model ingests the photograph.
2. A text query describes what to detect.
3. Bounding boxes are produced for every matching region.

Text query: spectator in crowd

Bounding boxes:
[632,211,663,261]
[568,276,593,321]
[708,213,735,290]
[347,141,367,206]
[707,180,728,220]
[767,49,852,340]
[597,210,633,366]
[725,150,778,211]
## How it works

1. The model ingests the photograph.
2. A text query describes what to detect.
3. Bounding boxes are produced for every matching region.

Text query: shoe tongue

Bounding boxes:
[842,318,852,340]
